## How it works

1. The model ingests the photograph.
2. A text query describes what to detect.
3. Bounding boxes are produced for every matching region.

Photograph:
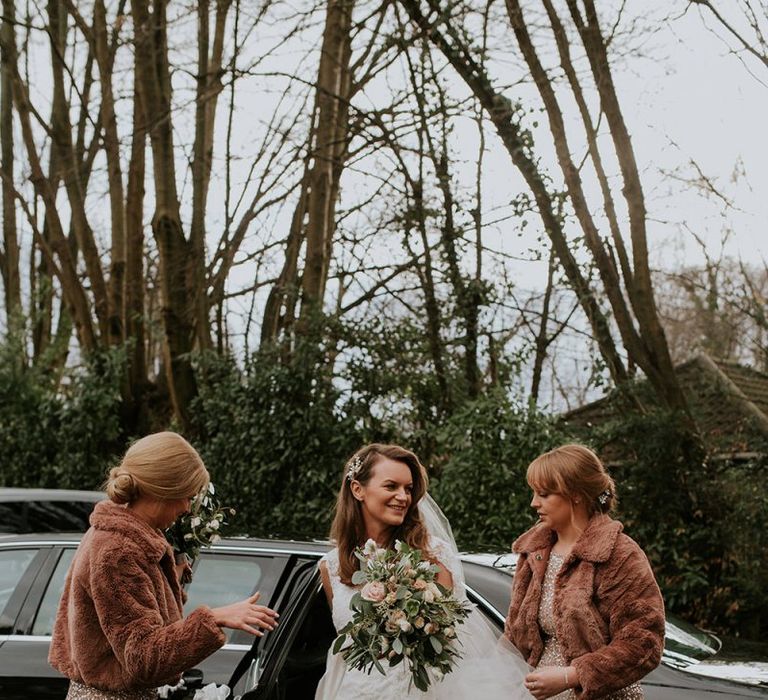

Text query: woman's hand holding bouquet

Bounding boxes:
[333,539,470,691]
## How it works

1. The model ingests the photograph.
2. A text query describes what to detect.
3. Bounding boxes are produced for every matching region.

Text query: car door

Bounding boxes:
[231,555,323,700]
[182,547,289,687]
[0,540,292,699]
[0,542,66,700]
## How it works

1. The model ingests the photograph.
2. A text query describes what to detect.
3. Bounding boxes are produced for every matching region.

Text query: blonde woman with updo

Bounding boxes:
[505,444,665,700]
[49,432,279,700]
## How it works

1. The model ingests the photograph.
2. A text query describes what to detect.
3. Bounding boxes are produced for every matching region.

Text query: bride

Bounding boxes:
[315,443,533,699]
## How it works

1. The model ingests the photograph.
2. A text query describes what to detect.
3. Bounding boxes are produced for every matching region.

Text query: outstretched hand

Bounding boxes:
[211,592,279,636]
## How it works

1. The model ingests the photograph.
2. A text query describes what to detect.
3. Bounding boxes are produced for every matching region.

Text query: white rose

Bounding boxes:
[427,582,443,600]
[398,618,412,633]
[190,516,202,528]
[210,534,221,544]
[208,519,220,530]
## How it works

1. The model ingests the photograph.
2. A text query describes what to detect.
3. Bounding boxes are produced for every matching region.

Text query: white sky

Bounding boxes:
[620,2,767,267]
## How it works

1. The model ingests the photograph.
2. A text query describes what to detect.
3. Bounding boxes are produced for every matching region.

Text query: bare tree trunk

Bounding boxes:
[0,0,20,327]
[93,0,126,346]
[48,0,110,341]
[132,0,198,428]
[124,52,148,430]
[190,0,232,350]
[260,176,309,347]
[566,0,690,414]
[3,43,97,351]
[298,0,355,322]
[531,248,556,403]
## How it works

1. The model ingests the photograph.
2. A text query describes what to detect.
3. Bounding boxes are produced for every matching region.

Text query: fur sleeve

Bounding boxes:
[89,544,226,687]
[572,539,665,700]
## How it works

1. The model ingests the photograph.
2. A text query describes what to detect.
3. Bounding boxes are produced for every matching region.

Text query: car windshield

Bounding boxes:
[663,614,720,668]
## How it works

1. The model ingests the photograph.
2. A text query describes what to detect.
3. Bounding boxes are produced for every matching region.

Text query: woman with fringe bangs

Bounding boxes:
[507,444,665,700]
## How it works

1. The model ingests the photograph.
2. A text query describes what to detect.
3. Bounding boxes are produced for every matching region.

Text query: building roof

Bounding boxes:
[562,354,768,458]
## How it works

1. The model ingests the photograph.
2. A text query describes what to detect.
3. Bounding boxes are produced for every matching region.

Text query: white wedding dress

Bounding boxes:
[315,498,534,699]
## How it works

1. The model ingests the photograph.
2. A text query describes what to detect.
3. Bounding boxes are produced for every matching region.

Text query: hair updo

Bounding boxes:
[105,468,141,504]
[526,443,617,516]
[104,432,210,504]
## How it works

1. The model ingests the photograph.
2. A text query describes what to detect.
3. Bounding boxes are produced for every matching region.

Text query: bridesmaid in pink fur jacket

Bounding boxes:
[505,444,665,700]
[49,432,279,700]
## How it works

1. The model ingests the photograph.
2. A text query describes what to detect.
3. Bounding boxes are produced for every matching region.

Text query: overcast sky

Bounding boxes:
[623,1,767,266]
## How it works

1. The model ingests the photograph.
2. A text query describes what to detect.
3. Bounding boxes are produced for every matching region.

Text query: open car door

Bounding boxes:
[230,555,333,700]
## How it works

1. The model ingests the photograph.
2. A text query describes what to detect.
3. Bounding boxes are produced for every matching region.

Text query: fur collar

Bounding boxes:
[89,500,172,562]
[513,514,623,563]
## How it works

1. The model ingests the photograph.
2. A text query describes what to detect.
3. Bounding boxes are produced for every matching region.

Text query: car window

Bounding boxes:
[185,553,278,643]
[0,549,38,615]
[31,548,76,636]
[0,501,97,533]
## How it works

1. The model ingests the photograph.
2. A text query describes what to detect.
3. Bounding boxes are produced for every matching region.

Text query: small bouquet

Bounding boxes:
[165,483,235,577]
[333,539,471,691]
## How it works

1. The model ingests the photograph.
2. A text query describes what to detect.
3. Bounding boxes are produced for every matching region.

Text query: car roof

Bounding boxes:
[0,530,513,566]
[0,530,334,553]
[0,488,107,502]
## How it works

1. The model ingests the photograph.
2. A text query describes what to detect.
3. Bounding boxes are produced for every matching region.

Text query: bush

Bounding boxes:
[431,392,566,550]
[0,343,125,490]
[188,349,363,538]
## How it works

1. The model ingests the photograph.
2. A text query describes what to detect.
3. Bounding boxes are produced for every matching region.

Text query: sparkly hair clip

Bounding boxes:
[346,456,364,482]
[597,489,612,505]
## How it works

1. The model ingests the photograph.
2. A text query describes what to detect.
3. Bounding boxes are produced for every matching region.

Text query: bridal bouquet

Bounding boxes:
[333,539,471,691]
[165,483,236,564]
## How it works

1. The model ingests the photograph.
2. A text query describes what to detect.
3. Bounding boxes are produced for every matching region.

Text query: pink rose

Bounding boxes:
[361,580,386,602]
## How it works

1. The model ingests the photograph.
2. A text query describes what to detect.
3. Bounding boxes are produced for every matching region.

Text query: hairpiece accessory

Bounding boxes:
[346,456,364,481]
[597,489,612,505]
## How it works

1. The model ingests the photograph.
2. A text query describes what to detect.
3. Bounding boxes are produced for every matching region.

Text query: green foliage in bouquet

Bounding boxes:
[333,540,471,692]
[165,483,236,562]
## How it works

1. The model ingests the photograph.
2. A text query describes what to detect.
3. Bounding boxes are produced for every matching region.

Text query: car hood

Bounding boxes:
[682,659,768,688]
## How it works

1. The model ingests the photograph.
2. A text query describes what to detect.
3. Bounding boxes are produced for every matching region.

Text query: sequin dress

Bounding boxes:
[65,680,157,700]
[537,552,644,700]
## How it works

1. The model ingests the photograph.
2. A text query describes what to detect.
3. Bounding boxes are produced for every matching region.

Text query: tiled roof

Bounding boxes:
[562,354,768,457]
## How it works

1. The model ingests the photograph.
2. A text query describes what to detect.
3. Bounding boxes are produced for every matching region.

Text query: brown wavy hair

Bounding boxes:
[330,443,431,584]
[526,443,617,517]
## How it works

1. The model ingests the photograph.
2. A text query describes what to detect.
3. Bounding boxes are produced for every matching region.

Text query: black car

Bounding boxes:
[0,488,105,534]
[0,534,766,699]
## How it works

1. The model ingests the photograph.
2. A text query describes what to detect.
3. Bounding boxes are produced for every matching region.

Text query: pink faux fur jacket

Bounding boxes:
[504,515,664,700]
[49,501,226,691]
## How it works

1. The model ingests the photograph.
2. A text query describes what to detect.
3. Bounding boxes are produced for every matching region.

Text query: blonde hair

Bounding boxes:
[527,443,617,516]
[105,432,209,504]
[330,443,431,585]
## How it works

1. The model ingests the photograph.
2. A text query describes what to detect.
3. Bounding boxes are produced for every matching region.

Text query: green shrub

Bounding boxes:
[431,392,566,550]
[0,343,125,489]
[188,349,363,539]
